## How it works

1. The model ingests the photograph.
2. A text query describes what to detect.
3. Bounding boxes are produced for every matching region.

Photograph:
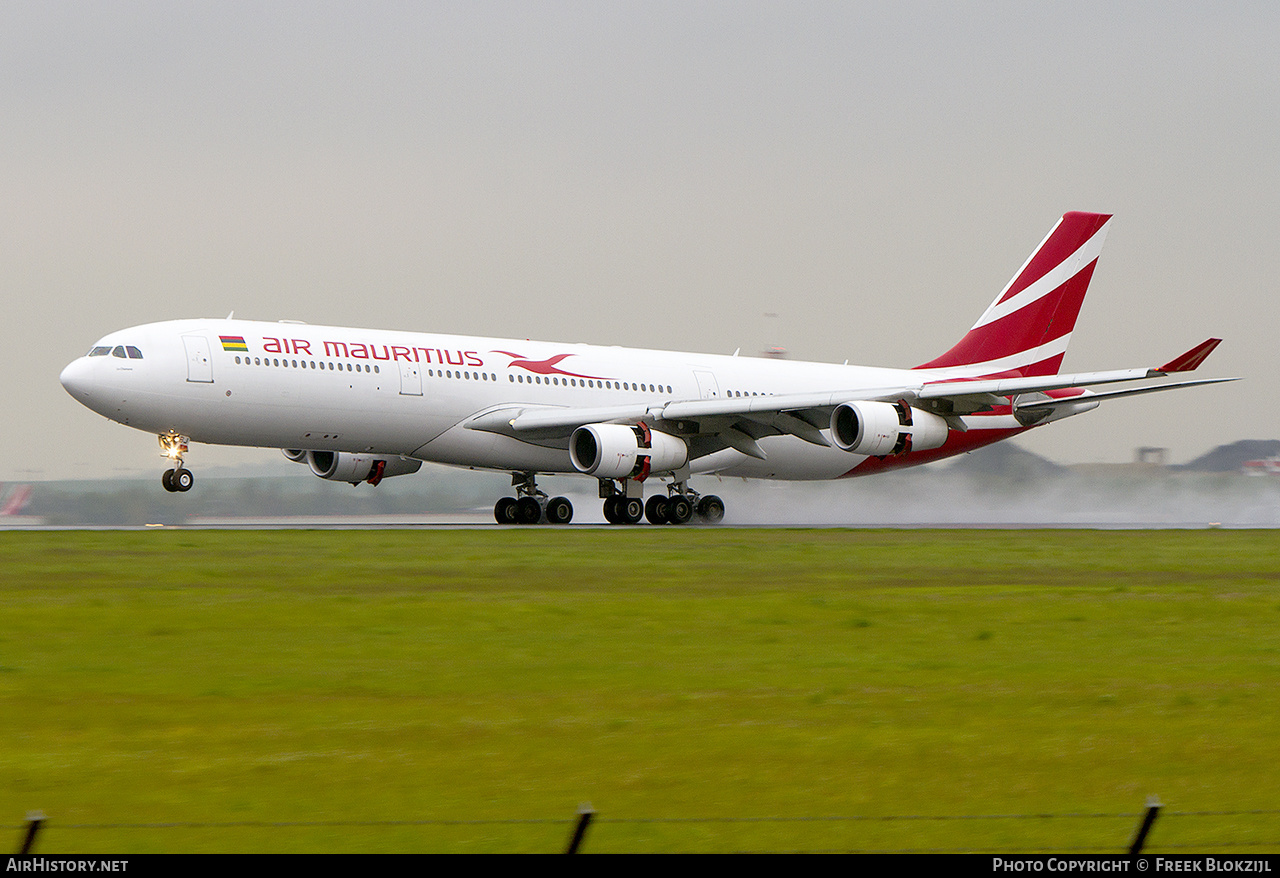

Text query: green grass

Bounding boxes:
[1,529,1278,852]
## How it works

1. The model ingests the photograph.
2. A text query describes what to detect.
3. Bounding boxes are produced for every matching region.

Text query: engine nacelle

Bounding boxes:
[282,448,308,463]
[569,423,689,480]
[830,401,949,457]
[304,450,422,485]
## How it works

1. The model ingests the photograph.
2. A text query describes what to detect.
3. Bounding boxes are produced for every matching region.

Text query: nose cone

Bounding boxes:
[60,357,99,404]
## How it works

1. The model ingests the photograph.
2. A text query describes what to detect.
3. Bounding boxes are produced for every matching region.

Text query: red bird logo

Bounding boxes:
[492,351,611,381]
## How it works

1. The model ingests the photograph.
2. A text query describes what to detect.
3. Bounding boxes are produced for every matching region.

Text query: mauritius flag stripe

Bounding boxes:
[220,335,249,352]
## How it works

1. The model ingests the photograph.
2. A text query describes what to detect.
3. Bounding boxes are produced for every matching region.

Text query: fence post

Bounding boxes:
[19,811,45,855]
[565,804,595,854]
[1129,796,1161,855]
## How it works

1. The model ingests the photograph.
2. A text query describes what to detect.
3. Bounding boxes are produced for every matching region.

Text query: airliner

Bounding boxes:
[60,212,1234,525]
[0,485,33,517]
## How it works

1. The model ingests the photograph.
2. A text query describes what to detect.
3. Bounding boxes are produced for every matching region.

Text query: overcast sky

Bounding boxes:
[3,1,1275,482]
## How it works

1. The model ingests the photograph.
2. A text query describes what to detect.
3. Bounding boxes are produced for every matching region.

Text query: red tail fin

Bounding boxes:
[917,212,1112,377]
[0,485,31,516]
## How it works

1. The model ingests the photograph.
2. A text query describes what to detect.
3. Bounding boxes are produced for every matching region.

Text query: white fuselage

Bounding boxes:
[59,318,1023,481]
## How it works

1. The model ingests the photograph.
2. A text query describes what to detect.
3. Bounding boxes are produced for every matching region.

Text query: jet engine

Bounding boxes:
[829,401,948,457]
[569,423,688,480]
[300,450,422,485]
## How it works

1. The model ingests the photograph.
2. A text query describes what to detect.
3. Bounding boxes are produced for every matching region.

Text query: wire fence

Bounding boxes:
[12,804,1280,854]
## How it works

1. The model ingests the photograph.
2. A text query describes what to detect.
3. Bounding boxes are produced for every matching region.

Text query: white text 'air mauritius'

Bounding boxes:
[60,212,1236,524]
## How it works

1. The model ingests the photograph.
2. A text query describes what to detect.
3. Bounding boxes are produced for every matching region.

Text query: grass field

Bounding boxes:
[2,528,1278,853]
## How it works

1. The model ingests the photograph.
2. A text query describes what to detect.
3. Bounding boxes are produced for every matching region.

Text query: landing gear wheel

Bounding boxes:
[667,495,694,524]
[494,496,518,524]
[515,496,543,524]
[545,496,573,525]
[173,468,194,492]
[696,495,725,523]
[161,469,177,493]
[645,495,670,525]
[617,497,644,524]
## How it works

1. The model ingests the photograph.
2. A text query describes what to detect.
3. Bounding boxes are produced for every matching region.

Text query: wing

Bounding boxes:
[464,339,1236,461]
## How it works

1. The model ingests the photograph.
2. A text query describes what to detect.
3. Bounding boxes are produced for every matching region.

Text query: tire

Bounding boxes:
[696,495,725,524]
[667,496,693,524]
[516,496,543,524]
[545,496,573,525]
[494,497,518,524]
[645,495,670,525]
[619,497,644,524]
[173,469,194,492]
[161,469,177,492]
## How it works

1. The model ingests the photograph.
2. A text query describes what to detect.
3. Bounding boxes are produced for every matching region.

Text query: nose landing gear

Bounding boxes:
[159,433,194,493]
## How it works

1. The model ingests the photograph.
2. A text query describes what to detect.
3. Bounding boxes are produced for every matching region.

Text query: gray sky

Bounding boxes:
[3,1,1275,481]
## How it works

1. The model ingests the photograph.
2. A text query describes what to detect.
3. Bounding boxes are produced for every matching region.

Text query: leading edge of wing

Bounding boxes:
[463,387,913,438]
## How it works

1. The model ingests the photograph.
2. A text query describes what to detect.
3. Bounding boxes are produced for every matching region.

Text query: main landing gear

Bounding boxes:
[158,432,194,493]
[493,472,574,525]
[492,473,726,526]
[603,477,725,526]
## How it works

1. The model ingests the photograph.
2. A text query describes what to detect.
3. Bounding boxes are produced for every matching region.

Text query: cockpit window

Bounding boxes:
[126,346,143,359]
[112,346,127,358]
[88,346,112,357]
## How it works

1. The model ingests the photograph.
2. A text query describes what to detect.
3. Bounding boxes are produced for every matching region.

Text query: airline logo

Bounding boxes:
[493,351,611,381]
[220,335,249,352]
[261,335,483,366]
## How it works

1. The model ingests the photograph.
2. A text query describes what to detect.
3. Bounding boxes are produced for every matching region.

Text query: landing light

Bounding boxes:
[158,434,189,461]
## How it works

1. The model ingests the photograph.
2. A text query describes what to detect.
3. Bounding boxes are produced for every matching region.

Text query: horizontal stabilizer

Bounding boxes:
[1014,376,1239,413]
[1155,338,1221,374]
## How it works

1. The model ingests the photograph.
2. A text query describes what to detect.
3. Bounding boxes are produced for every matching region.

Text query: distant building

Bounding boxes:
[1134,447,1168,466]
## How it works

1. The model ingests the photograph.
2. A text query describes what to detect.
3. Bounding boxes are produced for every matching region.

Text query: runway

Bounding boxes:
[0,515,1244,530]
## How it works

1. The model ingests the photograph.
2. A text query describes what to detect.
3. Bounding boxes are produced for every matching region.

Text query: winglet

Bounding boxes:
[1153,338,1222,375]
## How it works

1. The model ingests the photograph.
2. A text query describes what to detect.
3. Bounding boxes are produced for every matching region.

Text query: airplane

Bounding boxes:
[59,211,1235,525]
[0,485,33,517]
